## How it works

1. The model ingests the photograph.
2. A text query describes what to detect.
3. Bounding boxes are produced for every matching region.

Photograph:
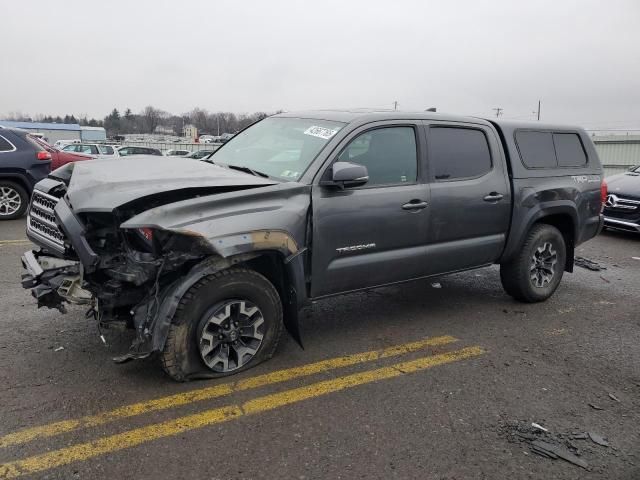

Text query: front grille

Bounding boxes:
[610,196,640,210]
[604,194,640,221]
[27,190,66,251]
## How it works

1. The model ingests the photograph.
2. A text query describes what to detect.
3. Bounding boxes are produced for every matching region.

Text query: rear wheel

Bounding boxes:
[0,181,28,220]
[500,224,567,303]
[160,268,283,381]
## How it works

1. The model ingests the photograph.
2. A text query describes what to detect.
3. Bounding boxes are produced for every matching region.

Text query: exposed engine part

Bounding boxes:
[57,276,93,304]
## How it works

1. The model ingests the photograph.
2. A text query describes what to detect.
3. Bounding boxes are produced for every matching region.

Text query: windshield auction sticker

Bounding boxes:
[304,126,339,140]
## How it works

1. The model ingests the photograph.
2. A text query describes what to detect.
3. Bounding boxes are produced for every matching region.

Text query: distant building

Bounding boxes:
[183,124,198,140]
[0,120,79,144]
[154,125,174,135]
[592,134,640,177]
[80,126,107,142]
[0,120,106,144]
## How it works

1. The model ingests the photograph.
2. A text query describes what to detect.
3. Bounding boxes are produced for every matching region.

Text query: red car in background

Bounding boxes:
[31,137,93,169]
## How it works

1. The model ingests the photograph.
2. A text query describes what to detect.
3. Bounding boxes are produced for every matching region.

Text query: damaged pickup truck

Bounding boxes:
[21,111,605,381]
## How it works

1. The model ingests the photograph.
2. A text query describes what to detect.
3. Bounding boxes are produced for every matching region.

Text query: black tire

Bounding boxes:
[160,267,283,381]
[500,224,567,303]
[0,181,29,220]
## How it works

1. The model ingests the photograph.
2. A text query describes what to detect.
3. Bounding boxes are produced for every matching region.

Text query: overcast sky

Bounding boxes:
[2,0,639,129]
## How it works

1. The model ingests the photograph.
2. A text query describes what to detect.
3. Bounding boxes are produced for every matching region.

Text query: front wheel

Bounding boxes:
[500,224,567,303]
[160,268,283,381]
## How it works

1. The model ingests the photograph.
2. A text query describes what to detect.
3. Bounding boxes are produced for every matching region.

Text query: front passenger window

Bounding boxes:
[339,127,417,186]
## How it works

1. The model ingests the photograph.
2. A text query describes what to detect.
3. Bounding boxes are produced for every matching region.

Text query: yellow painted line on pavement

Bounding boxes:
[0,335,457,448]
[0,346,485,479]
[0,239,30,246]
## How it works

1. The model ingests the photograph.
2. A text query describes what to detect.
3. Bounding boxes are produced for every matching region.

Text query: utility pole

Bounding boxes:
[493,107,503,118]
[536,100,541,121]
[393,101,398,111]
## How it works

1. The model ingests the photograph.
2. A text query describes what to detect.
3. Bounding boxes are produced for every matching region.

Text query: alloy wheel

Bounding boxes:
[0,186,22,217]
[198,299,265,373]
[530,242,557,288]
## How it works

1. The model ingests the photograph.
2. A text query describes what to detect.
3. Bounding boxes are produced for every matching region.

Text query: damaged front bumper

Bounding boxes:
[21,250,92,312]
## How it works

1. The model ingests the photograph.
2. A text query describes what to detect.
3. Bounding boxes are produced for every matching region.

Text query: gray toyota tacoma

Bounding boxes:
[21,111,605,381]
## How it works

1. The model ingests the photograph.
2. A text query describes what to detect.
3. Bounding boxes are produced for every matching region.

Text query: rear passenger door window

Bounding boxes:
[553,133,587,166]
[429,127,492,180]
[337,127,417,186]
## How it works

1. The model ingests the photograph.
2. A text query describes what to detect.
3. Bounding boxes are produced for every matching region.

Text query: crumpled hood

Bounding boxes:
[64,156,276,213]
[606,171,640,196]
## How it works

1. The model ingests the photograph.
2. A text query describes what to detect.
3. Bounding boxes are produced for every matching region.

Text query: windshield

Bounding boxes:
[209,117,345,181]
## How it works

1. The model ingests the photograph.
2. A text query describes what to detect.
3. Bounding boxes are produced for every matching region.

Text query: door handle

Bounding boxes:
[402,200,428,211]
[483,192,504,202]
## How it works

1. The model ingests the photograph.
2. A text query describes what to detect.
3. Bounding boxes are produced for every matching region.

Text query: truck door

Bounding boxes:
[310,122,430,298]
[422,122,511,273]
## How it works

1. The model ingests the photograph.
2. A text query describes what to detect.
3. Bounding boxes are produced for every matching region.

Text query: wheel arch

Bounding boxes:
[501,201,578,272]
[0,175,31,195]
[147,248,306,355]
[533,213,576,272]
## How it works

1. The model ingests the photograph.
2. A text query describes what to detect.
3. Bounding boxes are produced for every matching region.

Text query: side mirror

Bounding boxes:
[322,161,369,189]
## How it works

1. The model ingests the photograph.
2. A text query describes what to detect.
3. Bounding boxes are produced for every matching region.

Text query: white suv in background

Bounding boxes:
[61,143,120,157]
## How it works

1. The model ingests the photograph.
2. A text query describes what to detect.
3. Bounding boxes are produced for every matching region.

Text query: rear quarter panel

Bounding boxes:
[494,123,603,262]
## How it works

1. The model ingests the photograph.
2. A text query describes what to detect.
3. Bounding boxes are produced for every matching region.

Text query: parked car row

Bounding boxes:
[199,133,235,144]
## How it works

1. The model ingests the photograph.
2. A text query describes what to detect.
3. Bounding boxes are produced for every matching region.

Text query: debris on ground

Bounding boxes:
[53,346,65,352]
[499,421,614,471]
[531,422,548,432]
[609,393,620,402]
[588,432,609,447]
[530,440,589,469]
[430,282,442,289]
[589,402,604,410]
[575,256,606,271]
[632,256,640,261]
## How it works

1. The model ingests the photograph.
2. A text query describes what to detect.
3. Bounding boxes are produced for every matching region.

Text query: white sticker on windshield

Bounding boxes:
[304,126,338,140]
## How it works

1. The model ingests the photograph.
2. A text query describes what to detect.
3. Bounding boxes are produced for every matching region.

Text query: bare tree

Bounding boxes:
[189,108,210,133]
[141,106,165,133]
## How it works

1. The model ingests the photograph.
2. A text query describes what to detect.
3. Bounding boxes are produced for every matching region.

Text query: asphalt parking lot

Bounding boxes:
[0,218,638,479]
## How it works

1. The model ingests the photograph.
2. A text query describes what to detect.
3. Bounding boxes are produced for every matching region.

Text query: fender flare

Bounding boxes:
[115,229,306,362]
[500,200,579,264]
[146,253,260,352]
[144,230,307,353]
